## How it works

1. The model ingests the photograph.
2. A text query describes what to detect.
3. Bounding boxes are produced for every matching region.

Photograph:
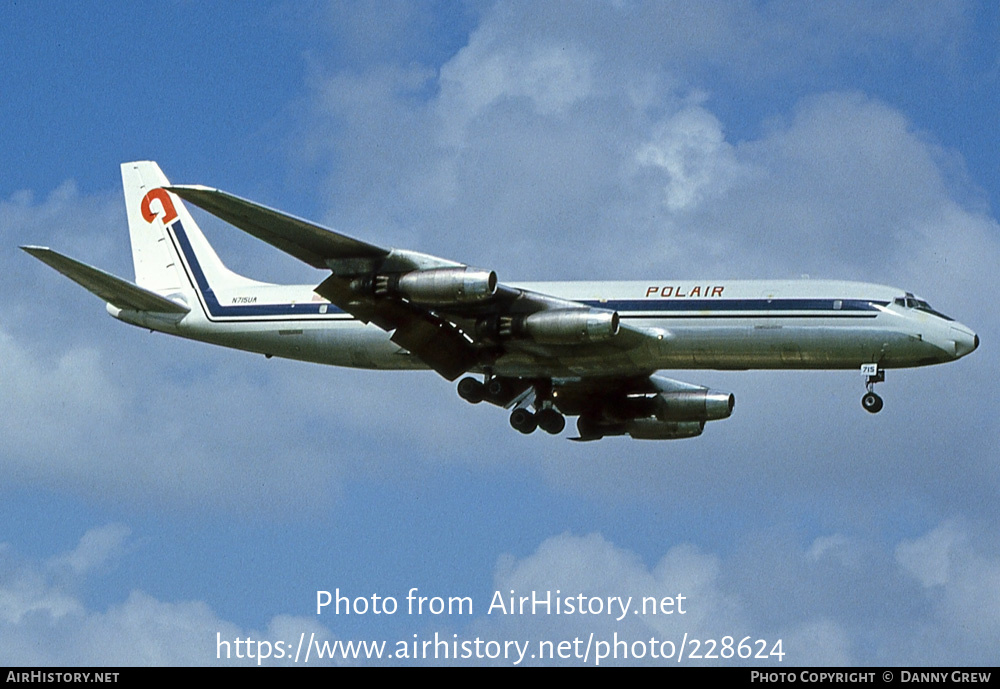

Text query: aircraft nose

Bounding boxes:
[951,327,979,358]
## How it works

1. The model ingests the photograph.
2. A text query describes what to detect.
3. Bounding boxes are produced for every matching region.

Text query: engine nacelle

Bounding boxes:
[654,390,735,422]
[507,308,620,344]
[626,418,705,440]
[377,267,498,305]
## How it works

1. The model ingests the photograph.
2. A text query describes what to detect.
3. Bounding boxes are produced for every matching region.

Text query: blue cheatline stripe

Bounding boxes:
[169,221,886,323]
[581,298,885,314]
[622,312,878,320]
[169,221,349,322]
[589,298,883,320]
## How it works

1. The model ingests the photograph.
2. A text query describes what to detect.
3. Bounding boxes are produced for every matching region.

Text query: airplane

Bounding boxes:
[21,161,979,440]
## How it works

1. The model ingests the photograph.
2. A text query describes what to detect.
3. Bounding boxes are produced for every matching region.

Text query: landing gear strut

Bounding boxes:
[861,363,884,414]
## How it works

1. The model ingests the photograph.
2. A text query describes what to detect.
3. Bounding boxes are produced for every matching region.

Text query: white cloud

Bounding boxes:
[806,534,853,564]
[896,520,1000,645]
[51,524,131,577]
[470,522,1000,665]
[479,532,802,665]
[0,526,338,666]
[0,330,122,463]
[3,520,998,665]
[635,103,743,212]
[0,568,82,627]
[897,521,963,588]
[438,38,594,146]
[781,619,852,667]
[301,2,995,287]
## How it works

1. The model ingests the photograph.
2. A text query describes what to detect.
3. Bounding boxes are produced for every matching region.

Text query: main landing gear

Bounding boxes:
[860,363,885,414]
[457,376,487,404]
[457,376,566,435]
[511,407,566,435]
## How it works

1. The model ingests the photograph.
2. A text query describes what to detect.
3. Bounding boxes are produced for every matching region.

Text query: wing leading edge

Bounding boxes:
[165,185,386,270]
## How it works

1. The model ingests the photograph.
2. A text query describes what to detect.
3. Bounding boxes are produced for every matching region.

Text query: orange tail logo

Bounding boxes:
[140,188,178,225]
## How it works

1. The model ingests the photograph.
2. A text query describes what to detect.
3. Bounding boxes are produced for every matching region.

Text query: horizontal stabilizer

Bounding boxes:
[165,185,388,270]
[21,246,189,314]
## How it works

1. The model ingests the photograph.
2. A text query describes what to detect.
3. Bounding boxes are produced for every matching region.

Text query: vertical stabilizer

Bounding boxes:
[120,161,261,301]
[121,161,186,293]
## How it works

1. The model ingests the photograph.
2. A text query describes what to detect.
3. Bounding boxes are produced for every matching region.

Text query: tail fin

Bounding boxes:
[120,161,262,301]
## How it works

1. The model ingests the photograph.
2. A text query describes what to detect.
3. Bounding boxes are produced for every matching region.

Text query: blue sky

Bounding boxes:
[1,1,998,666]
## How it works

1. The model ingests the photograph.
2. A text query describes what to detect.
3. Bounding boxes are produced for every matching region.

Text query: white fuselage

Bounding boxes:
[111,276,978,379]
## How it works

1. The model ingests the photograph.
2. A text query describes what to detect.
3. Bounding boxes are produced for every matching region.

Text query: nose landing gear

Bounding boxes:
[861,391,883,413]
[861,363,885,414]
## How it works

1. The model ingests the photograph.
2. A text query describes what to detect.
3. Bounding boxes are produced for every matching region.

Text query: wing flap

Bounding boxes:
[21,246,189,314]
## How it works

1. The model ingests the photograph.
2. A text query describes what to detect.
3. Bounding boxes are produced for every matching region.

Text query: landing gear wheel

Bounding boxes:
[861,391,883,414]
[486,378,510,401]
[457,377,485,404]
[535,408,566,435]
[509,408,537,434]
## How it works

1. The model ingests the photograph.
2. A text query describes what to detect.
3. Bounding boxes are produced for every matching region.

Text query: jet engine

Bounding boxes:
[575,415,705,440]
[374,267,497,305]
[626,418,705,440]
[654,390,735,422]
[495,308,620,344]
[572,387,734,440]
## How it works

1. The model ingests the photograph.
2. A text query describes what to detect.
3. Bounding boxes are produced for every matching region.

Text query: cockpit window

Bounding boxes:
[893,295,954,321]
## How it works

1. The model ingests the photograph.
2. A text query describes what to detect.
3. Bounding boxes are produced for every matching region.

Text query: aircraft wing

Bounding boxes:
[165,185,385,270]
[20,246,189,314]
[166,185,460,275]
